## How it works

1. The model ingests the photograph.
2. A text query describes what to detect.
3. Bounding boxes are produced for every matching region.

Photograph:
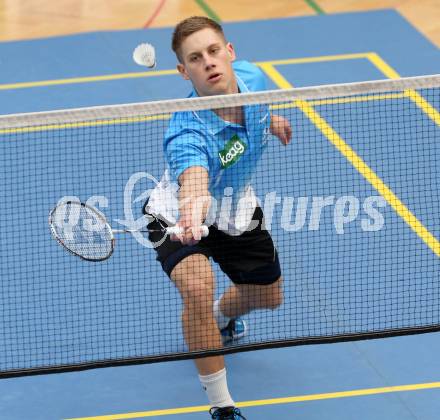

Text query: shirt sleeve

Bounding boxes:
[233,60,268,92]
[164,129,210,182]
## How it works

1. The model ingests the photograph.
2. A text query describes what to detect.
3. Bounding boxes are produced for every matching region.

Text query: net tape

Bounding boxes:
[0,74,439,128]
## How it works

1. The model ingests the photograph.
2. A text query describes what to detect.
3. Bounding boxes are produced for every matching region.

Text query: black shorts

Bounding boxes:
[146,207,281,285]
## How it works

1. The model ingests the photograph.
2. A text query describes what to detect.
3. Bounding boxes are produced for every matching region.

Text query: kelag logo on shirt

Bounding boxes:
[219,135,247,169]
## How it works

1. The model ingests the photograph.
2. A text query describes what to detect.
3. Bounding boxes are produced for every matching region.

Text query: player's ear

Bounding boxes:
[177,63,190,80]
[226,42,236,61]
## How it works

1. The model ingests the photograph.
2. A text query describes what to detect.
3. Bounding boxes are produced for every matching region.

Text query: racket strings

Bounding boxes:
[51,202,113,260]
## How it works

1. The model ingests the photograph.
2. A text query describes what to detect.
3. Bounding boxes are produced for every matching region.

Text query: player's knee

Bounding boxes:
[267,290,283,309]
[180,279,214,311]
[171,255,215,308]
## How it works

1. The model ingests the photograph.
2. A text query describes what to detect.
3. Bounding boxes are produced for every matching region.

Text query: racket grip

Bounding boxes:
[166,225,209,237]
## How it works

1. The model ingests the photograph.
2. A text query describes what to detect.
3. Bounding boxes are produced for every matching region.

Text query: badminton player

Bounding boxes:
[145,16,291,420]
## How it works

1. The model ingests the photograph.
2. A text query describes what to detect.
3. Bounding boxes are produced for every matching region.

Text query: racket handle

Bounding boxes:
[166,225,209,237]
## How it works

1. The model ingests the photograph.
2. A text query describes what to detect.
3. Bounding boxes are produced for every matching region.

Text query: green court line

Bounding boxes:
[194,0,221,22]
[304,0,325,14]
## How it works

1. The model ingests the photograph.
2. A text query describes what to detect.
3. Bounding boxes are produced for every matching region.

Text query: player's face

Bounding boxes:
[177,28,237,97]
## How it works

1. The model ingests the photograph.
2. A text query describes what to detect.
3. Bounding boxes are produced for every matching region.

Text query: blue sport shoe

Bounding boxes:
[210,406,246,419]
[220,319,247,345]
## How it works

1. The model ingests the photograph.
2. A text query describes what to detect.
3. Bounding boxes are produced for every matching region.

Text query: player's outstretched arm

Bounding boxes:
[173,166,211,245]
[270,114,292,145]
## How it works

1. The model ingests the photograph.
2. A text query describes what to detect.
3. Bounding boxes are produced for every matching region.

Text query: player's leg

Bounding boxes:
[146,215,235,406]
[211,206,283,341]
[170,253,223,372]
[214,274,283,343]
[218,276,283,318]
[171,254,243,416]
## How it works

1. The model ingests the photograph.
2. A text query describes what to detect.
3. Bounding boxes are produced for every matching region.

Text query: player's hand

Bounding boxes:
[270,114,292,145]
[170,227,202,245]
[170,221,203,245]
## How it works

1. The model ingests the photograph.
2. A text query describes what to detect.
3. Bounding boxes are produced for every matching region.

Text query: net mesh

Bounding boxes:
[0,75,439,377]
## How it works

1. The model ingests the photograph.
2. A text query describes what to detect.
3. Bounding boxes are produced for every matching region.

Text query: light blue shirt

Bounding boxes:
[163,60,271,232]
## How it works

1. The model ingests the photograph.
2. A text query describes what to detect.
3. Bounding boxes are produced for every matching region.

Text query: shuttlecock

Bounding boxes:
[133,43,156,68]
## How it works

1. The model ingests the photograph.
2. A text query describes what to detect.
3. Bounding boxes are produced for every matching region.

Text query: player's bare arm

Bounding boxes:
[173,166,211,245]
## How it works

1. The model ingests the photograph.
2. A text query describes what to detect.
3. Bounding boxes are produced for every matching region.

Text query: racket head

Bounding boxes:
[49,201,115,261]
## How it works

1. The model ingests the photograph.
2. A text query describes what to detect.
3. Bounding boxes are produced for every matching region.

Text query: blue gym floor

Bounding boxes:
[0,9,439,420]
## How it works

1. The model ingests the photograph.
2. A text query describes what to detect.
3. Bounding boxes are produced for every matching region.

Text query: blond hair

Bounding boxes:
[172,16,225,63]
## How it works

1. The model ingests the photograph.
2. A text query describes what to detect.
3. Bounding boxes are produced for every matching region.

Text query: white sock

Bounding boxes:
[213,297,230,329]
[199,368,235,408]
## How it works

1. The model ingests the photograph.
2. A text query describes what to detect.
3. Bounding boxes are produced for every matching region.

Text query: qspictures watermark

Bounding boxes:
[57,172,387,248]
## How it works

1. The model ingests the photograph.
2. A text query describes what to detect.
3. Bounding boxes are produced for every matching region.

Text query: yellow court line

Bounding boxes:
[0,114,170,135]
[0,69,178,91]
[0,53,370,91]
[366,52,401,80]
[306,92,406,106]
[270,93,406,110]
[260,63,440,258]
[367,53,440,128]
[65,381,440,420]
[404,89,440,126]
[255,52,371,67]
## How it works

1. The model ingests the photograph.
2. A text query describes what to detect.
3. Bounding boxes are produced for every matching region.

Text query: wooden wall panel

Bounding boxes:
[317,0,440,46]
[0,0,438,46]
